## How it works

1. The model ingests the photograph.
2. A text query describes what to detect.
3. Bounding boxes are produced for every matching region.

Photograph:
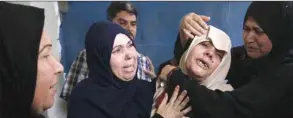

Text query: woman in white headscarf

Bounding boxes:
[178,25,233,91]
[151,25,233,117]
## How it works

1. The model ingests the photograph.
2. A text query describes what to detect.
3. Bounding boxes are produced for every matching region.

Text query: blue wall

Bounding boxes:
[60,1,251,74]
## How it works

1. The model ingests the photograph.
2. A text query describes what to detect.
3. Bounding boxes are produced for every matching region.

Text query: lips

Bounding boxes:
[196,59,209,70]
[123,64,135,72]
[50,84,57,96]
[246,45,259,51]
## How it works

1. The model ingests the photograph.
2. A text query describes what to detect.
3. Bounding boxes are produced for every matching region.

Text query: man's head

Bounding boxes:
[107,1,137,38]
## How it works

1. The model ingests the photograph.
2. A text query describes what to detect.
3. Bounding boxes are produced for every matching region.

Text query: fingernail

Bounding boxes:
[176,85,179,89]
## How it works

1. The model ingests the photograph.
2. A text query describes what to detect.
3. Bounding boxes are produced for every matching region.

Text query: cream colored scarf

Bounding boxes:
[179,25,233,91]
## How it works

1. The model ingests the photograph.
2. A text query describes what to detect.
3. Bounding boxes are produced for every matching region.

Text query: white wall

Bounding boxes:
[8,2,67,118]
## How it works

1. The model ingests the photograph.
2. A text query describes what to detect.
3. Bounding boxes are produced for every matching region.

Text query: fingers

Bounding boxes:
[143,69,157,79]
[146,56,154,71]
[174,90,187,107]
[181,106,192,115]
[179,96,189,110]
[200,15,211,22]
[193,14,209,30]
[186,20,205,36]
[181,12,210,40]
[170,85,180,105]
[190,17,208,35]
[182,28,195,39]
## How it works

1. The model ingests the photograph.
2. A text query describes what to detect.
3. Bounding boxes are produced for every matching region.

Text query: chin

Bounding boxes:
[188,68,205,81]
[123,74,135,81]
[124,77,134,81]
[247,53,262,59]
[43,99,54,111]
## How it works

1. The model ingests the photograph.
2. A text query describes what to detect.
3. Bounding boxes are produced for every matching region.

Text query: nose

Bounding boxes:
[124,47,137,61]
[125,49,132,61]
[204,49,215,62]
[245,31,256,43]
[125,24,134,35]
[125,23,131,31]
[205,51,213,60]
[52,56,64,75]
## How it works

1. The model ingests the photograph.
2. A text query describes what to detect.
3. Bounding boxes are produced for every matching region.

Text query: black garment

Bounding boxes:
[157,59,172,76]
[226,46,255,89]
[67,21,155,118]
[0,2,45,118]
[168,1,293,118]
[152,113,163,118]
[174,34,185,65]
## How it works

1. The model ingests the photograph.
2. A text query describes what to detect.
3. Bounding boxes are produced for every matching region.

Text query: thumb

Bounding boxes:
[200,15,211,22]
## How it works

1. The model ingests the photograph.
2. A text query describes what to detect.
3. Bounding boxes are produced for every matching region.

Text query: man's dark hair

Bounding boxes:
[106,1,138,21]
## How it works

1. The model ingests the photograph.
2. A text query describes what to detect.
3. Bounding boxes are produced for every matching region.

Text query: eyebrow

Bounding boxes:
[131,21,136,24]
[118,18,127,22]
[118,18,136,23]
[39,44,52,53]
[113,45,123,50]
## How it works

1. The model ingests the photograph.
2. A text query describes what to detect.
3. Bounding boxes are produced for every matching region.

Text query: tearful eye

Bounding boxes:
[112,49,121,54]
[217,54,223,58]
[43,55,49,58]
[201,43,208,48]
[243,26,249,31]
[256,29,264,35]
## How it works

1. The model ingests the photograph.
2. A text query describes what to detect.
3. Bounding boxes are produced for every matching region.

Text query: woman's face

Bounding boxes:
[185,41,224,81]
[32,32,64,113]
[110,33,138,81]
[243,16,272,59]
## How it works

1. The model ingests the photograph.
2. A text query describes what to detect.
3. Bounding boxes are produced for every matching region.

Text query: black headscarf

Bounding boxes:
[0,2,44,118]
[243,1,293,69]
[68,21,154,118]
[227,1,293,88]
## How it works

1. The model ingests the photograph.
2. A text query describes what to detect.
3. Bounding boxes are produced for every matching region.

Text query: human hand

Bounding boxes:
[157,86,192,118]
[179,12,210,47]
[143,56,156,79]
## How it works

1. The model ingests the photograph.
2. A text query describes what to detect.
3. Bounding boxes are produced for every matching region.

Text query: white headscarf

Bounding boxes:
[179,25,233,91]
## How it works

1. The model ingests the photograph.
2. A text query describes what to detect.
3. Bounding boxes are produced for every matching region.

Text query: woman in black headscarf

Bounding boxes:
[67,21,191,118]
[0,2,64,118]
[165,1,293,118]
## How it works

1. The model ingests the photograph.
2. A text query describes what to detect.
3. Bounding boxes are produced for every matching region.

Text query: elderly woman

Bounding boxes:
[67,21,191,118]
[152,25,233,117]
[162,1,293,118]
[0,2,64,118]
[177,25,233,91]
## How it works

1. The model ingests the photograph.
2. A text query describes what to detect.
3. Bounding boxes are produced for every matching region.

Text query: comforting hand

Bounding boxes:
[143,56,157,79]
[157,86,192,118]
[179,12,211,47]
